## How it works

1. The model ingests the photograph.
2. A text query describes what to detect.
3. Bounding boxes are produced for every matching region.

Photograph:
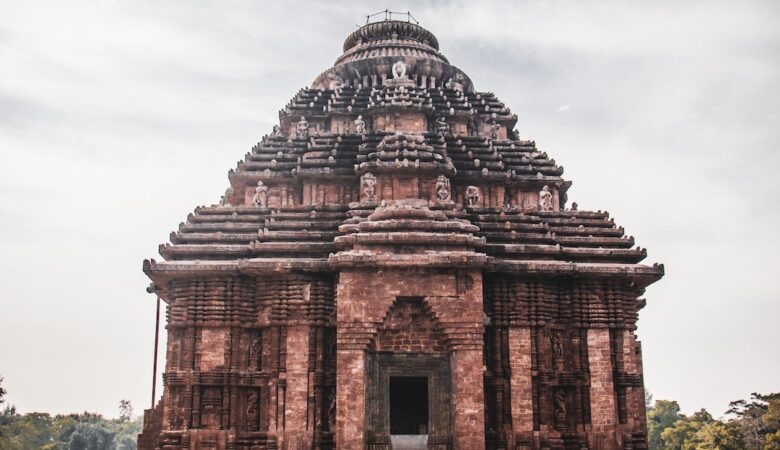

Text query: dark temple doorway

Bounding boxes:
[390,376,429,434]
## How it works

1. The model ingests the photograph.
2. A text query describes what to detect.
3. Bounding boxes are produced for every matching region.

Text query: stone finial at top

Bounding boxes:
[252,181,268,208]
[297,116,309,139]
[539,185,554,212]
[466,185,481,207]
[354,115,367,135]
[361,172,377,203]
[435,175,451,202]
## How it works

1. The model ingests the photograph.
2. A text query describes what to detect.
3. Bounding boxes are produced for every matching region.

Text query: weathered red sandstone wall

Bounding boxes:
[335,268,484,450]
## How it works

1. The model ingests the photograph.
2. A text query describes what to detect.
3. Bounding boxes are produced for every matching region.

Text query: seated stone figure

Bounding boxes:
[297,116,309,139]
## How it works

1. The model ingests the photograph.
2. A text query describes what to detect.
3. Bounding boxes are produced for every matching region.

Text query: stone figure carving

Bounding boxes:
[392,60,407,79]
[297,116,309,139]
[271,124,282,136]
[490,121,500,140]
[249,334,261,369]
[252,181,268,208]
[220,187,233,207]
[454,72,465,91]
[551,329,565,371]
[361,173,376,202]
[570,201,578,211]
[554,389,567,424]
[466,185,481,207]
[327,390,336,432]
[539,185,554,212]
[354,115,366,135]
[246,390,259,431]
[436,116,449,135]
[326,70,344,89]
[435,175,451,201]
[446,73,465,91]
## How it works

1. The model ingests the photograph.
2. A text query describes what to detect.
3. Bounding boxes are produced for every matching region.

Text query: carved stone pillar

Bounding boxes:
[336,348,366,449]
[450,348,485,450]
[587,328,617,449]
[283,323,312,448]
[508,327,534,438]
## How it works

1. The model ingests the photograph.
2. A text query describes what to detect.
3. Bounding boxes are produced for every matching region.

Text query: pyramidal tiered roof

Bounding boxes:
[144,19,662,294]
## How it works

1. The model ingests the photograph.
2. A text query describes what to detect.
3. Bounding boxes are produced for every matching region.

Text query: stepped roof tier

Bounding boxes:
[144,20,662,296]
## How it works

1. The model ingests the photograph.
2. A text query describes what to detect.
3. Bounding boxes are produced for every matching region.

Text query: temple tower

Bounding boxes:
[139,17,663,450]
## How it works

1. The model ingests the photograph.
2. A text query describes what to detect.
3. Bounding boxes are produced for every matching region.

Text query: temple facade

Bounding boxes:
[138,19,663,450]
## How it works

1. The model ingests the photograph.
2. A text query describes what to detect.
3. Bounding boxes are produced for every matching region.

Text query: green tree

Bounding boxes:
[648,400,683,450]
[0,375,6,407]
[112,415,142,450]
[727,392,780,449]
[728,393,770,447]
[693,421,746,449]
[66,421,116,450]
[118,400,133,423]
[660,409,713,450]
[763,394,780,450]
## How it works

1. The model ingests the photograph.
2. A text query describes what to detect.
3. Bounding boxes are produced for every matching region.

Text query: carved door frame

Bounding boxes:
[365,352,452,450]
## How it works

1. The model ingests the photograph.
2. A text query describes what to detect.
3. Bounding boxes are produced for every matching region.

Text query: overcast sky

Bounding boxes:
[1,0,778,419]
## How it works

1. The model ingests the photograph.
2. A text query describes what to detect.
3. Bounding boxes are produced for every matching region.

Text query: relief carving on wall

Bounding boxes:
[435,175,451,202]
[539,185,554,212]
[252,181,268,208]
[554,388,567,428]
[466,185,481,207]
[245,389,259,431]
[361,172,377,203]
[297,116,309,139]
[354,115,366,135]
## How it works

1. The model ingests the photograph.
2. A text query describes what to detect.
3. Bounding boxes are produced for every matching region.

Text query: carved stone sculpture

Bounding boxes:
[539,185,554,212]
[554,389,567,425]
[361,173,376,202]
[392,60,407,79]
[466,185,481,207]
[570,201,578,211]
[551,329,565,371]
[297,116,309,139]
[453,72,465,91]
[252,181,268,208]
[490,121,500,140]
[249,334,261,369]
[219,188,233,207]
[246,390,259,431]
[354,115,366,135]
[271,124,282,136]
[436,116,449,135]
[435,175,451,202]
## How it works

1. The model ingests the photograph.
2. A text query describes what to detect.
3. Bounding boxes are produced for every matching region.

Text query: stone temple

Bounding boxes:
[138,18,663,450]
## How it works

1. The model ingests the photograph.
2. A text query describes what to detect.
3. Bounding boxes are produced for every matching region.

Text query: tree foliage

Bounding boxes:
[0,401,142,450]
[648,400,683,449]
[0,375,6,407]
[647,392,780,450]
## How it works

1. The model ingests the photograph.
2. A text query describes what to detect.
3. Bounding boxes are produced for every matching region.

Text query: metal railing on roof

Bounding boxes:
[365,9,419,25]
